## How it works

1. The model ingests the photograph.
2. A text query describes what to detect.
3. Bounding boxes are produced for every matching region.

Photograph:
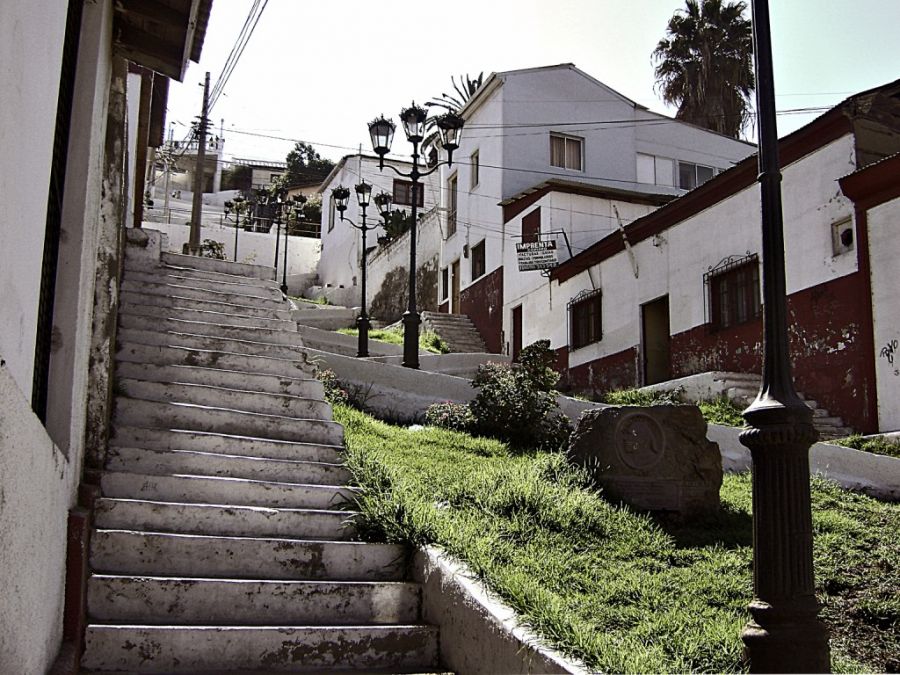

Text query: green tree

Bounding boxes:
[284,141,335,186]
[653,0,754,139]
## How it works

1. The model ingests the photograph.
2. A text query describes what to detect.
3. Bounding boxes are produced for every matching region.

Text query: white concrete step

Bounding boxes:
[116,342,317,380]
[99,471,354,510]
[161,251,277,280]
[156,261,280,286]
[125,269,283,301]
[91,530,406,581]
[114,398,343,446]
[93,498,356,540]
[110,426,343,463]
[120,288,293,321]
[121,278,286,311]
[115,362,323,399]
[117,326,310,362]
[106,446,351,485]
[116,379,330,420]
[119,314,300,346]
[87,575,421,625]
[121,298,297,331]
[82,624,440,673]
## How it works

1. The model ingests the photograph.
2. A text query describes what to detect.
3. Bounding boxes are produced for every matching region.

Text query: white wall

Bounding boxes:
[0,0,68,398]
[318,155,439,290]
[868,196,900,431]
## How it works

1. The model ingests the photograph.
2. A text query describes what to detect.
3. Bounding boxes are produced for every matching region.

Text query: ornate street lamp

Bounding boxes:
[740,1,830,671]
[281,194,307,296]
[224,195,251,261]
[270,186,287,273]
[332,181,388,358]
[366,103,464,368]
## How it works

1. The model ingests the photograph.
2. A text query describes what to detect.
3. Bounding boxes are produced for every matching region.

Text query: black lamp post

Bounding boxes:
[367,103,464,369]
[332,181,391,358]
[224,195,249,262]
[281,194,307,296]
[270,186,287,273]
[740,0,830,671]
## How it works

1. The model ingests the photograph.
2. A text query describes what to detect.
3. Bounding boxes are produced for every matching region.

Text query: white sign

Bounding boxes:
[516,239,558,272]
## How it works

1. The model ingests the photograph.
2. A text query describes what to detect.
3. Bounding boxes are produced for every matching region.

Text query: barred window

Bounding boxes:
[706,254,760,330]
[568,288,602,349]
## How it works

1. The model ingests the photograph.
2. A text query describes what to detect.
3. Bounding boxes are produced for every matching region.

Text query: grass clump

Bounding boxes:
[601,388,746,428]
[832,434,900,459]
[337,404,900,673]
[338,327,449,354]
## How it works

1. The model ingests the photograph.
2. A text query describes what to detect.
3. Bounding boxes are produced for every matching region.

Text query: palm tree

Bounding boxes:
[422,73,483,163]
[653,0,754,139]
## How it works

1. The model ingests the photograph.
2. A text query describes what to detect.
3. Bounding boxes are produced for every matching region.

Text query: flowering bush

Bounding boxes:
[424,401,475,432]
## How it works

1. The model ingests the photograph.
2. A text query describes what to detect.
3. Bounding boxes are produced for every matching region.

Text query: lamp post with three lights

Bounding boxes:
[366,104,464,369]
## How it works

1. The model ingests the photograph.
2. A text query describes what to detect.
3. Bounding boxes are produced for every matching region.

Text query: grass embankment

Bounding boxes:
[833,434,900,459]
[602,388,746,428]
[336,404,899,673]
[337,327,449,354]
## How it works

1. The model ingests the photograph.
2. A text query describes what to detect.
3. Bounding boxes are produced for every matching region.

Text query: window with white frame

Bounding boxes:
[678,161,715,190]
[550,133,583,171]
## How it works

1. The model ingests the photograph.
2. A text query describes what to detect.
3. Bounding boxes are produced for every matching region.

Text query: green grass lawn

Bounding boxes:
[336,404,900,673]
[337,327,449,354]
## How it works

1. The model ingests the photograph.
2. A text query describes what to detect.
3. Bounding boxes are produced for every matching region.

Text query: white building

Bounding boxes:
[511,79,900,434]
[0,1,210,671]
[434,63,756,352]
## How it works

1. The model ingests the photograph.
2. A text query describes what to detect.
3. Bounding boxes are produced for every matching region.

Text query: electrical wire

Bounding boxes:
[208,0,268,112]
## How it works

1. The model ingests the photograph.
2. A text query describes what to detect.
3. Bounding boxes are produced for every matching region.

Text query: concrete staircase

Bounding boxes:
[723,373,854,440]
[81,241,443,672]
[420,312,488,353]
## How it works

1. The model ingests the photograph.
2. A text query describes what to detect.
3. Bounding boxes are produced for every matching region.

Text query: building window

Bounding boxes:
[440,267,449,301]
[678,161,715,190]
[568,288,602,349]
[328,195,335,232]
[705,253,760,330]
[447,173,458,237]
[831,218,854,256]
[470,149,480,188]
[522,207,541,244]
[550,133,583,171]
[393,179,423,207]
[471,240,486,281]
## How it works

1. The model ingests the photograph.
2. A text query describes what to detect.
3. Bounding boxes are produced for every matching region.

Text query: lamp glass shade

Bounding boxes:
[436,112,465,152]
[399,103,428,143]
[355,181,373,208]
[373,191,393,217]
[332,186,351,213]
[368,116,395,156]
[292,194,307,205]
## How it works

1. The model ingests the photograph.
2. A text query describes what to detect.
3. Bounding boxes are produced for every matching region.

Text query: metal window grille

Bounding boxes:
[568,288,603,350]
[704,253,761,331]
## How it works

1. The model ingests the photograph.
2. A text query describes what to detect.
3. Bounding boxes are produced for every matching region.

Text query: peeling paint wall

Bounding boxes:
[459,267,504,353]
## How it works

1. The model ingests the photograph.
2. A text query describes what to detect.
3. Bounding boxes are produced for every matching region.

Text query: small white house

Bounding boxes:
[435,63,756,352]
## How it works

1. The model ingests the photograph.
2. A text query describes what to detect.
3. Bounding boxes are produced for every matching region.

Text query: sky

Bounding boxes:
[165,0,900,167]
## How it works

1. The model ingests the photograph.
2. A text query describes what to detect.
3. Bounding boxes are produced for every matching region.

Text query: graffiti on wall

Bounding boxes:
[880,338,899,377]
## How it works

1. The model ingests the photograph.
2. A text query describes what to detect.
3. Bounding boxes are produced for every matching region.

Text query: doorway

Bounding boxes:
[511,305,523,361]
[451,259,461,313]
[641,296,671,385]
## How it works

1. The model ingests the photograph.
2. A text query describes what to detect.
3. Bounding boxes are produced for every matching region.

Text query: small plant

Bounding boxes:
[420,330,450,354]
[199,239,226,260]
[697,396,746,427]
[424,401,475,432]
[832,434,900,459]
[315,368,349,406]
[602,387,684,406]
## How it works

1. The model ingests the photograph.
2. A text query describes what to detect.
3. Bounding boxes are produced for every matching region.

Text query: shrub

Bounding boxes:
[199,239,226,260]
[469,340,572,452]
[315,368,349,406]
[424,401,475,432]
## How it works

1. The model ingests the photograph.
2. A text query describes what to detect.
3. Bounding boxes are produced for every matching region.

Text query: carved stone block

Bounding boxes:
[568,405,722,519]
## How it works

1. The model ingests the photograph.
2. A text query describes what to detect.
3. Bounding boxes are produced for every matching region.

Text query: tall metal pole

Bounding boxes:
[402,143,421,369]
[188,72,210,255]
[281,214,289,296]
[357,206,371,358]
[273,205,282,272]
[740,1,830,671]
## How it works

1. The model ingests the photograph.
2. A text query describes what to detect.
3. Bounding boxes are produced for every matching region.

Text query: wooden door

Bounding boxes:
[642,296,671,385]
[512,305,523,361]
[451,259,461,313]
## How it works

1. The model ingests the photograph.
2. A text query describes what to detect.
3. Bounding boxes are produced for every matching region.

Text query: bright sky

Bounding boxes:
[165,0,900,166]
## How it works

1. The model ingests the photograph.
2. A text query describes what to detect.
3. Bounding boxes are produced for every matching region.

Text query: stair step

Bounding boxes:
[119,289,293,321]
[116,379,330,420]
[119,314,301,346]
[121,299,297,330]
[110,426,343,463]
[87,575,421,625]
[161,251,278,280]
[99,471,354,509]
[106,446,350,485]
[91,530,407,581]
[94,498,356,540]
[121,278,285,311]
[113,398,343,446]
[116,342,316,380]
[81,624,440,673]
[125,269,283,300]
[115,362,323,399]
[117,327,310,363]
[157,261,280,285]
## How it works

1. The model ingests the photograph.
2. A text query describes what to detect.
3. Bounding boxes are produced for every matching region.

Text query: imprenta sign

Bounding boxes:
[516,239,558,272]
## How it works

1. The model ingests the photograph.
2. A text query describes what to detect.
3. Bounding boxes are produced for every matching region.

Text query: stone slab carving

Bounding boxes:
[568,405,722,519]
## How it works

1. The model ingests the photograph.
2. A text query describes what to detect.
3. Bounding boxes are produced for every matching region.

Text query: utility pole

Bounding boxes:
[188,71,210,255]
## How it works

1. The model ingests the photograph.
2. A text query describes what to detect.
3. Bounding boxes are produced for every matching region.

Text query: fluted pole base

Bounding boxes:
[357,314,371,358]
[401,310,420,369]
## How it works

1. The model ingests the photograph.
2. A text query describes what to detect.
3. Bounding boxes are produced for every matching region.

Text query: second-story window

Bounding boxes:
[471,240,486,281]
[678,161,715,190]
[470,149,480,188]
[550,133,583,171]
[393,179,423,207]
[447,173,458,237]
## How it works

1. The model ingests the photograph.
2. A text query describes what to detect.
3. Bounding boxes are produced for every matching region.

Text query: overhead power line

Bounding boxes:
[208,0,268,112]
